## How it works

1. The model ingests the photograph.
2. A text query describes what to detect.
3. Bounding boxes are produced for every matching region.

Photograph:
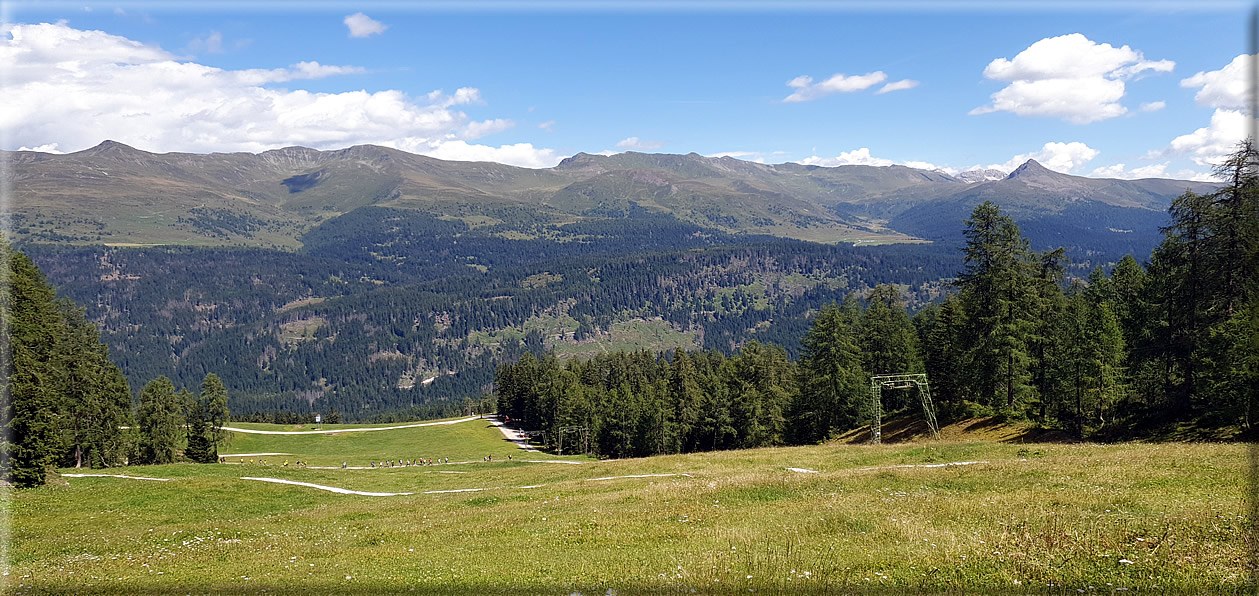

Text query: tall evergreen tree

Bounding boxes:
[668,348,704,453]
[137,376,183,464]
[1,248,65,486]
[200,373,230,455]
[56,304,133,468]
[860,285,922,411]
[791,297,866,443]
[956,202,1036,411]
[918,296,967,406]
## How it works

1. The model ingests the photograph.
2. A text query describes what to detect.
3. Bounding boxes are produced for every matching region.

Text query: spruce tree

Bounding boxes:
[137,377,183,464]
[1,248,65,486]
[668,348,704,453]
[792,297,866,443]
[200,373,230,456]
[918,296,967,406]
[860,285,922,411]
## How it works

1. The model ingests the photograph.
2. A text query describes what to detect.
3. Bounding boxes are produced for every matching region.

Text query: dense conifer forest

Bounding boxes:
[23,212,962,419]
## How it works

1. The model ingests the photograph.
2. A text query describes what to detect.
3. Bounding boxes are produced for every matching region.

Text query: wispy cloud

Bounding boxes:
[783,71,887,102]
[616,136,664,150]
[875,79,919,94]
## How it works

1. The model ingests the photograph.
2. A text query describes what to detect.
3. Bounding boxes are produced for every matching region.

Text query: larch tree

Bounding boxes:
[956,201,1036,411]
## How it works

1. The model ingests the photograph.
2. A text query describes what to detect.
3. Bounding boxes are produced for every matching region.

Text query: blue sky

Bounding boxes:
[2,2,1251,179]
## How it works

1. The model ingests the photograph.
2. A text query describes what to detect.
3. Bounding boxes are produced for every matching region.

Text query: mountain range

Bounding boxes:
[5,140,1217,256]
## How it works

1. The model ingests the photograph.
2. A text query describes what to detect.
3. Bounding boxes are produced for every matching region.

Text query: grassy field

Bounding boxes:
[6,416,1251,594]
[220,417,587,467]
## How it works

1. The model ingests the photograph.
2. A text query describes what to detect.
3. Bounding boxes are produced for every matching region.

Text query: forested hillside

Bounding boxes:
[496,144,1259,452]
[25,209,960,419]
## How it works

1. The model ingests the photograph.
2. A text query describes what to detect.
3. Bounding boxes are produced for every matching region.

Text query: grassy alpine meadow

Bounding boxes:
[217,416,586,467]
[6,416,1251,595]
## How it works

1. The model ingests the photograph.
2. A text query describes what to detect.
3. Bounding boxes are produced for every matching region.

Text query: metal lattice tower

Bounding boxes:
[553,425,591,456]
[869,373,940,444]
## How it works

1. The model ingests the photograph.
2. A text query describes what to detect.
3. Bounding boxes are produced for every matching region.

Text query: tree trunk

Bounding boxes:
[1007,352,1015,409]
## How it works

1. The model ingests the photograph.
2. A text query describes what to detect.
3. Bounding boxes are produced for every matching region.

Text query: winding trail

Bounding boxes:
[486,417,541,452]
[241,477,413,496]
[586,473,692,482]
[853,460,989,472]
[786,467,819,473]
[62,473,169,481]
[221,416,480,435]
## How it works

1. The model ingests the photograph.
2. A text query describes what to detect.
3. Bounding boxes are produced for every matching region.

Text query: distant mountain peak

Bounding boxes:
[555,152,601,169]
[1006,159,1056,180]
[956,168,1007,183]
[78,139,144,156]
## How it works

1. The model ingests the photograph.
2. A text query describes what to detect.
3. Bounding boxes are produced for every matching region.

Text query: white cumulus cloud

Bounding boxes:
[987,141,1100,174]
[1088,162,1212,181]
[461,118,514,140]
[971,33,1174,124]
[1138,101,1166,112]
[344,13,387,38]
[1163,55,1256,169]
[0,21,563,169]
[17,143,63,153]
[795,149,956,173]
[420,141,560,168]
[1181,54,1253,112]
[799,148,894,167]
[1167,108,1252,167]
[783,71,888,102]
[616,137,664,150]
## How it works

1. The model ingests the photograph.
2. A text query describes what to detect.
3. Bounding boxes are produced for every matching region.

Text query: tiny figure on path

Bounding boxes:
[342,461,347,469]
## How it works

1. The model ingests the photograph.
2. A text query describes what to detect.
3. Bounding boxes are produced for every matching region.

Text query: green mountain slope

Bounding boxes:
[8,141,1213,250]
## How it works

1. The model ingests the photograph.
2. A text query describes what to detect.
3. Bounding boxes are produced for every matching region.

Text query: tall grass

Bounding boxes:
[7,419,1248,594]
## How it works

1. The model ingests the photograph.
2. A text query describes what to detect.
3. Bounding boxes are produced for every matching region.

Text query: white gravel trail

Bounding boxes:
[241,477,413,496]
[222,416,480,435]
[62,473,170,481]
[585,473,692,482]
[486,417,541,452]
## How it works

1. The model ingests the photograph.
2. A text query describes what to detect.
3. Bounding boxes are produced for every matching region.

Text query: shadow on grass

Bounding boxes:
[834,415,1074,445]
[17,584,1088,595]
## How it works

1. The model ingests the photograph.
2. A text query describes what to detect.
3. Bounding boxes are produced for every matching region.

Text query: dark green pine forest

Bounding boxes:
[24,210,961,420]
[4,144,1256,483]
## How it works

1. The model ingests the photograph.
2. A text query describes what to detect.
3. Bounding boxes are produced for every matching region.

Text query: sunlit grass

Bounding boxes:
[7,418,1249,594]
